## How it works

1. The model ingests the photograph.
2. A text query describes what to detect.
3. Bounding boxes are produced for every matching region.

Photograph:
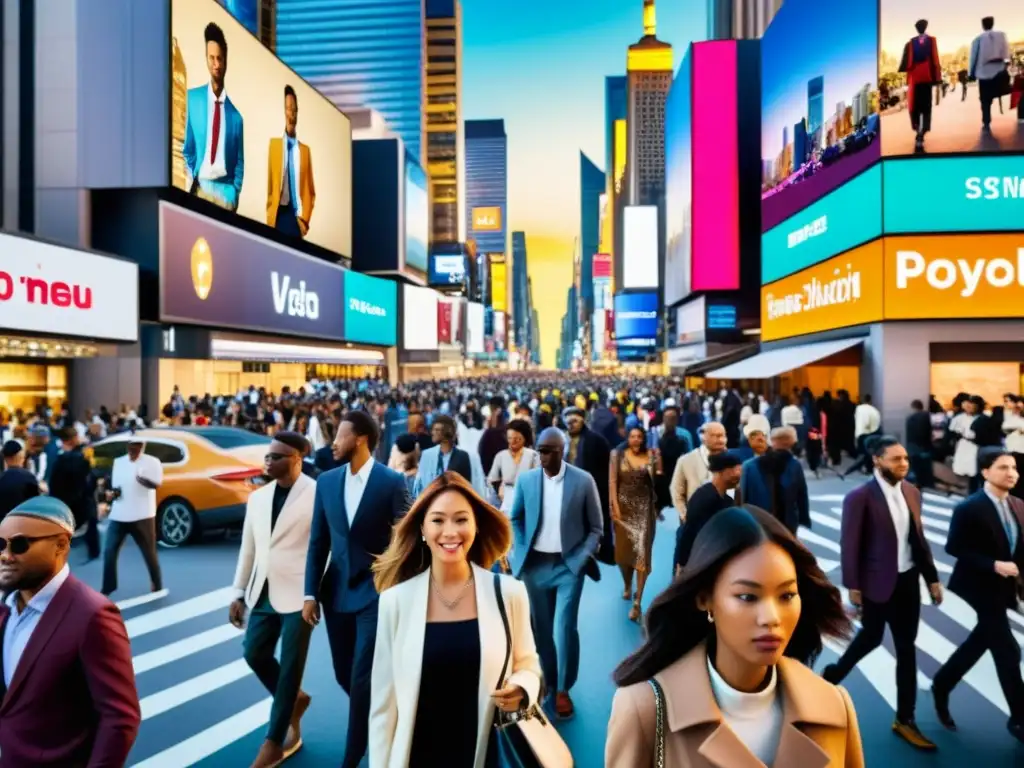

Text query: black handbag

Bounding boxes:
[490,574,573,768]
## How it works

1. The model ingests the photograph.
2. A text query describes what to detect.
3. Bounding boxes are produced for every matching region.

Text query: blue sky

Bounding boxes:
[461,0,705,365]
[761,0,878,159]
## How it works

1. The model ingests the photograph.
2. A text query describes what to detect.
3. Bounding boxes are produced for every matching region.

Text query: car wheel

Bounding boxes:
[157,498,198,548]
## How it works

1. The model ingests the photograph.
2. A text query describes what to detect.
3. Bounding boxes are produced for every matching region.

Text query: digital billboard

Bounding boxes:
[761,0,880,232]
[883,155,1024,233]
[879,2,1024,157]
[343,271,397,347]
[159,202,346,340]
[665,51,693,306]
[403,285,438,350]
[622,206,659,289]
[405,154,429,273]
[466,302,485,354]
[171,0,352,256]
[614,292,659,340]
[429,253,466,286]
[762,165,883,283]
[490,260,508,312]
[472,206,503,232]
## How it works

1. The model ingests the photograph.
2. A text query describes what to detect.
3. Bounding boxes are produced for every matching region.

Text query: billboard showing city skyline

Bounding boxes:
[665,51,693,307]
[761,0,881,231]
[879,1,1024,156]
[404,153,429,274]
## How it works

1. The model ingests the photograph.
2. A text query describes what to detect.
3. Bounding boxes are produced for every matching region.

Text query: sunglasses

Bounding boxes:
[0,534,65,556]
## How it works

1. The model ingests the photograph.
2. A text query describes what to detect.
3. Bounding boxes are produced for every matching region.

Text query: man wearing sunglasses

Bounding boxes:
[0,496,140,765]
[231,432,317,768]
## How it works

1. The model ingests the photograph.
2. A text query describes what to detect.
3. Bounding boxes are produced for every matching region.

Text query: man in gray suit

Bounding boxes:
[509,427,603,720]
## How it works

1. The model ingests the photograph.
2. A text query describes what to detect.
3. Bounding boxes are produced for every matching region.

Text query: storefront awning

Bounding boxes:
[705,337,864,380]
[211,338,385,365]
[684,345,759,377]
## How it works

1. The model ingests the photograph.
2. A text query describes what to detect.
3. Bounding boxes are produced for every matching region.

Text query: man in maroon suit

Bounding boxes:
[0,496,140,766]
[824,436,943,750]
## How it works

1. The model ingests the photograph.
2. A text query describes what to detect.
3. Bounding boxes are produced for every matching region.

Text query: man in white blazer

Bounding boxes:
[230,432,316,768]
[670,421,728,521]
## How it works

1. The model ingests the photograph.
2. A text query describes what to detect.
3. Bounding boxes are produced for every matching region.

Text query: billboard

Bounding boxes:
[343,271,397,346]
[159,202,346,340]
[622,206,659,289]
[405,155,429,273]
[0,233,139,343]
[593,253,612,280]
[471,206,503,232]
[762,241,885,341]
[883,155,1024,233]
[883,233,1024,319]
[403,285,438,350]
[879,2,1024,157]
[761,0,880,231]
[762,165,883,283]
[466,302,485,354]
[171,0,352,256]
[675,298,705,345]
[665,51,693,305]
[428,253,466,286]
[614,292,659,340]
[490,261,508,312]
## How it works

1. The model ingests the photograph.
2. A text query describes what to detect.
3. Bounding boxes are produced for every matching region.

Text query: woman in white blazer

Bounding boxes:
[369,471,542,768]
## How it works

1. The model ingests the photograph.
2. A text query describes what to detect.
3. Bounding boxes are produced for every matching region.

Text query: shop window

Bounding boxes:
[144,442,186,465]
[242,362,270,374]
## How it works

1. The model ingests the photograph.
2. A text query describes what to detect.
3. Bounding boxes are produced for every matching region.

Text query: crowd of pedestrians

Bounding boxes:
[0,374,1023,766]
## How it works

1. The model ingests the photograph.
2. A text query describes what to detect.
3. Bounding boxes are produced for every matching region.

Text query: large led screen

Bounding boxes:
[171,0,352,256]
[664,53,693,306]
[622,206,659,289]
[405,155,429,273]
[490,260,508,312]
[762,165,883,283]
[880,2,1024,157]
[466,302,485,354]
[614,292,659,340]
[402,285,438,350]
[761,0,880,232]
[884,155,1024,233]
[343,270,397,347]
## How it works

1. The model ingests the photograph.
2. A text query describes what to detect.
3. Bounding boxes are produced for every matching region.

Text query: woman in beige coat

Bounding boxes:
[606,505,863,767]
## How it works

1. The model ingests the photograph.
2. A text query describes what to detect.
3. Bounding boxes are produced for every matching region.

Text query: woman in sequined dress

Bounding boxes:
[609,426,662,622]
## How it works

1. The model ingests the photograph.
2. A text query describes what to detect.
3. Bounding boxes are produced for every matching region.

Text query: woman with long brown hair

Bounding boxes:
[368,472,542,768]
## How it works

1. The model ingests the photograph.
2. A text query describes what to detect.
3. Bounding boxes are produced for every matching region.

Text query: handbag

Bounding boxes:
[491,574,573,768]
[648,678,667,768]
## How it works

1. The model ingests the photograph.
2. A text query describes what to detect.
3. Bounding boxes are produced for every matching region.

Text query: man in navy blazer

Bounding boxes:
[825,436,942,751]
[509,427,603,721]
[303,410,409,768]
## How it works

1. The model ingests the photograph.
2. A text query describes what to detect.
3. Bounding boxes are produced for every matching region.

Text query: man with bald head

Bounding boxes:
[670,421,727,522]
[509,427,604,720]
[0,496,140,765]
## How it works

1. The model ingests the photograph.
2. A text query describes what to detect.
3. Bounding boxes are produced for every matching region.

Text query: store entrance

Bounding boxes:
[0,362,68,412]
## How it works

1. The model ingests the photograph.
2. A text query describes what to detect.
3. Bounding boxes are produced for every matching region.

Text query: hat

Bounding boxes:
[28,424,50,438]
[743,414,771,438]
[8,496,76,535]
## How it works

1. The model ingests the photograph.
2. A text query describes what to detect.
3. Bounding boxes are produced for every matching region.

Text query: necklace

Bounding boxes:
[431,573,474,610]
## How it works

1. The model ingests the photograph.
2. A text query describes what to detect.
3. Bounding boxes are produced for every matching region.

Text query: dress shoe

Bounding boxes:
[554,692,575,720]
[250,740,285,768]
[892,718,937,751]
[932,687,956,731]
[1008,719,1024,744]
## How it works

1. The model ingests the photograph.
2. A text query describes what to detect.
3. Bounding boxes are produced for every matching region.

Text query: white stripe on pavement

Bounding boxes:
[809,511,840,531]
[923,492,960,504]
[817,558,840,573]
[922,503,954,519]
[823,505,949,532]
[116,590,171,612]
[140,659,252,720]
[131,698,272,768]
[133,624,243,675]
[810,494,846,502]
[799,528,840,553]
[125,588,237,639]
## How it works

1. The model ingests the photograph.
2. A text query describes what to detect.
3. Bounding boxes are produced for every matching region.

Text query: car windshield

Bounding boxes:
[175,427,272,450]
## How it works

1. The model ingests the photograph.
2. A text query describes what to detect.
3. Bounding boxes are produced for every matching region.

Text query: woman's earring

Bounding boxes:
[421,535,426,542]
[707,611,714,623]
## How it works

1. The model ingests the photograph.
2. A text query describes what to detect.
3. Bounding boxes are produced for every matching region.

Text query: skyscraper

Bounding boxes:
[275,0,424,162]
[579,151,605,324]
[604,76,627,291]
[626,0,673,207]
[512,231,532,353]
[707,0,783,39]
[425,0,464,244]
[807,76,824,135]
[465,120,508,261]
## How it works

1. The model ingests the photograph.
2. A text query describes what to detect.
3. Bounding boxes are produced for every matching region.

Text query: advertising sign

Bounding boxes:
[593,253,612,280]
[879,1,1024,157]
[428,253,466,286]
[761,241,884,342]
[405,155,429,272]
[0,233,139,343]
[623,206,659,289]
[762,165,882,283]
[466,302,485,354]
[675,298,705,345]
[471,206,503,232]
[665,52,693,306]
[342,271,397,346]
[614,292,659,340]
[160,202,345,340]
[490,261,508,312]
[170,0,352,256]
[883,155,1024,234]
[403,285,438,350]
[883,234,1024,320]
[437,300,452,344]
[761,0,880,231]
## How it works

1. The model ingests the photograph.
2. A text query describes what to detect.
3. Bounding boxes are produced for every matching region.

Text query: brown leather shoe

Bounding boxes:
[555,692,575,720]
[892,719,937,750]
[250,740,285,768]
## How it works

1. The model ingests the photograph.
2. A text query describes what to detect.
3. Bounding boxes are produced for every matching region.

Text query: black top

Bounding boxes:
[675,483,736,569]
[0,468,40,521]
[271,483,292,531]
[410,619,492,768]
[947,490,1024,611]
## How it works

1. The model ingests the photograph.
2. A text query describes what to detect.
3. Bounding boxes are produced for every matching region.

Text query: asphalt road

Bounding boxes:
[69,474,1024,767]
